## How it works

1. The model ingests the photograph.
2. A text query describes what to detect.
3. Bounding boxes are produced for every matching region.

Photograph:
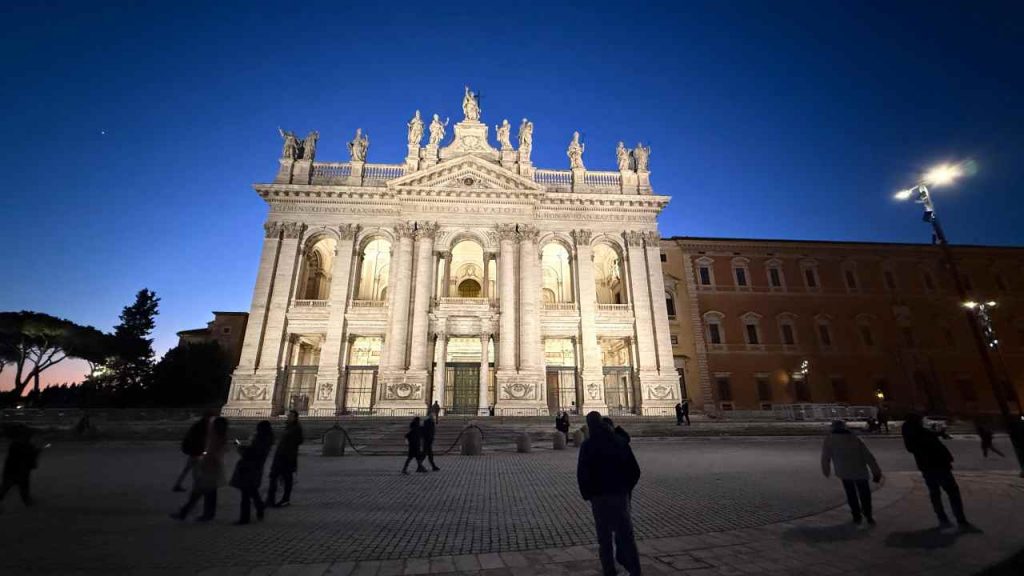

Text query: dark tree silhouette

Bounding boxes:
[104,289,160,398]
[150,341,231,407]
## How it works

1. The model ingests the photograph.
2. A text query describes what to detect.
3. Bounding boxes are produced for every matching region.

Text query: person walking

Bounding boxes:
[230,421,274,525]
[173,413,211,492]
[976,422,1005,458]
[680,399,691,426]
[172,416,229,522]
[877,408,889,434]
[556,411,570,440]
[0,424,41,508]
[821,420,883,525]
[431,400,441,421]
[902,413,971,529]
[674,402,683,426]
[267,410,303,508]
[577,411,642,576]
[402,417,428,474]
[422,414,441,471]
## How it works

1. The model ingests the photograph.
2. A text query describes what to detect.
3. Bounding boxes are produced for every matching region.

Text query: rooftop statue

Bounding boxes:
[634,142,650,172]
[616,141,631,171]
[567,131,585,170]
[278,128,299,160]
[407,110,424,146]
[518,118,533,157]
[428,114,449,147]
[348,128,369,162]
[496,119,512,150]
[462,85,481,121]
[301,130,319,161]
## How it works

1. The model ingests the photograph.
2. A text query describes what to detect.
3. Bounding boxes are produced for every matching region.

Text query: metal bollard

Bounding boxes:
[516,432,532,453]
[322,427,346,457]
[461,426,483,455]
[553,432,567,450]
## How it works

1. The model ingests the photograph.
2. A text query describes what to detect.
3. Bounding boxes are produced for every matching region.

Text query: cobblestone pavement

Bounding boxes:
[0,436,1020,574]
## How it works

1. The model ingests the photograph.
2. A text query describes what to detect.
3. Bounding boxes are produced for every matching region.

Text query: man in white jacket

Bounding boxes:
[822,420,883,525]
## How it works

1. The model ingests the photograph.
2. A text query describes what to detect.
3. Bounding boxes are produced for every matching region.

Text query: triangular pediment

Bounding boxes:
[388,154,543,193]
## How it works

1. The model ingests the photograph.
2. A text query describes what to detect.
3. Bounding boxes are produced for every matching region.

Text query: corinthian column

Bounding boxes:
[496,225,518,373]
[643,232,675,375]
[407,222,439,373]
[311,224,358,415]
[385,222,416,371]
[572,229,607,412]
[518,225,542,372]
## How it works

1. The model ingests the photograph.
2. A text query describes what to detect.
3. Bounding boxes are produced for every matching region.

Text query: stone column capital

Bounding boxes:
[281,222,306,239]
[414,221,440,240]
[338,224,360,240]
[264,221,284,238]
[436,250,451,259]
[643,231,661,244]
[395,221,416,239]
[625,230,645,247]
[571,229,593,246]
[518,225,540,243]
[496,224,519,242]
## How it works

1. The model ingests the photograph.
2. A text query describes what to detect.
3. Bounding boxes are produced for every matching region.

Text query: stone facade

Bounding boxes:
[177,312,249,368]
[224,91,679,417]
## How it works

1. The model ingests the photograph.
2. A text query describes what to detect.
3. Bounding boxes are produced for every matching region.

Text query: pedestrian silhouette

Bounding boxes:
[230,420,274,525]
[821,420,882,525]
[431,400,441,421]
[674,402,683,426]
[173,412,212,492]
[577,411,642,576]
[877,408,889,434]
[556,411,570,440]
[975,421,1005,458]
[681,399,691,426]
[603,416,631,445]
[267,410,304,507]
[1,424,40,507]
[402,417,427,474]
[172,416,229,522]
[422,414,441,471]
[902,413,971,529]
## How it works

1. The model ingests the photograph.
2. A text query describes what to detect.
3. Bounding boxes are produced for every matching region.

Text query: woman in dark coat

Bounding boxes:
[231,420,274,524]
[402,417,427,474]
[267,410,303,507]
[172,416,229,522]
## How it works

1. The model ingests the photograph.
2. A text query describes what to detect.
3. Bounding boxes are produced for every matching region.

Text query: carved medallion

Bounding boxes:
[502,382,534,400]
[648,384,673,400]
[238,384,268,401]
[387,382,421,400]
[587,382,601,400]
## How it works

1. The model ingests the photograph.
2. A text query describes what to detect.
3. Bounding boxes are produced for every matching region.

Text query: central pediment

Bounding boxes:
[388,154,543,193]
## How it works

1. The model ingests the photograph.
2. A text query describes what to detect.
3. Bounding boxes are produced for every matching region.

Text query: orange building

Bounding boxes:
[661,237,1024,416]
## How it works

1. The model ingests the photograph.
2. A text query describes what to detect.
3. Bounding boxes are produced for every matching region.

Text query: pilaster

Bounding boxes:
[624,230,657,413]
[496,225,518,376]
[572,229,608,413]
[385,222,416,371]
[407,222,439,374]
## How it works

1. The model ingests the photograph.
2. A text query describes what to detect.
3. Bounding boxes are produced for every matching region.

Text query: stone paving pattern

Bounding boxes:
[0,436,1021,575]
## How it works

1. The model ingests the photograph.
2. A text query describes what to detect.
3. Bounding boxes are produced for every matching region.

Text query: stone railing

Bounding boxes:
[363,163,406,182]
[583,171,621,187]
[543,302,578,313]
[292,299,330,308]
[596,303,631,314]
[310,162,351,185]
[350,299,387,309]
[533,169,572,185]
[437,297,492,307]
[706,343,801,354]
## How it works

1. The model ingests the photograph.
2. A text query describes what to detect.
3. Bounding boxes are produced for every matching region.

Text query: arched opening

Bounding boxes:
[356,238,391,300]
[449,239,485,298]
[600,337,635,414]
[541,242,574,303]
[342,336,382,414]
[298,237,336,300]
[593,243,626,304]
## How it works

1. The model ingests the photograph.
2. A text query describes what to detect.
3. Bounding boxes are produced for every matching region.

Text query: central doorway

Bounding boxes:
[445,364,480,414]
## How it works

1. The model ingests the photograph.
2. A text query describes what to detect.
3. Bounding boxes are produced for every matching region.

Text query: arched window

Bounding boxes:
[541,243,574,303]
[298,237,336,300]
[356,238,391,300]
[594,244,626,304]
[450,239,485,298]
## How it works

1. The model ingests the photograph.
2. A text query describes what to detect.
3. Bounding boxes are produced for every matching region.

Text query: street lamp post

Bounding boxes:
[894,165,1024,475]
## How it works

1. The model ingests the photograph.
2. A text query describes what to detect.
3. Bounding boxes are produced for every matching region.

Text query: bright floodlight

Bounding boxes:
[986,301,997,307]
[923,164,962,186]
[893,189,915,201]
[964,301,978,309]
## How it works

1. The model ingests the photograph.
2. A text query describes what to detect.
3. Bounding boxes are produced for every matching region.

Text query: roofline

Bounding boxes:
[211,311,248,316]
[662,235,1024,251]
[176,329,209,336]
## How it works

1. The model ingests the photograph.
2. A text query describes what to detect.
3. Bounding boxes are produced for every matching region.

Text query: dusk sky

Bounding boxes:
[2,0,1022,388]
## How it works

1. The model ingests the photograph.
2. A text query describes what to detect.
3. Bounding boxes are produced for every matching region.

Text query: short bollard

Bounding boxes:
[572,428,586,447]
[322,427,346,457]
[516,432,532,453]
[461,426,483,455]
[553,432,567,450]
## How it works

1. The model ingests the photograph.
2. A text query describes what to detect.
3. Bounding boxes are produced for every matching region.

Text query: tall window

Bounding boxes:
[696,257,715,287]
[816,318,833,349]
[451,240,486,299]
[901,327,915,348]
[777,313,798,347]
[994,272,1008,292]
[961,273,973,292]
[356,238,392,300]
[715,376,732,401]
[801,261,820,290]
[859,324,875,347]
[541,243,574,303]
[766,259,785,290]
[781,324,796,345]
[594,244,626,304]
[741,312,762,346]
[704,312,725,346]
[732,257,750,288]
[883,269,897,292]
[665,291,676,318]
[922,270,936,293]
[298,237,337,300]
[843,264,859,292]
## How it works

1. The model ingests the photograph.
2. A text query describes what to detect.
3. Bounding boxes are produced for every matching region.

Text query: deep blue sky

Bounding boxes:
[2,0,1022,385]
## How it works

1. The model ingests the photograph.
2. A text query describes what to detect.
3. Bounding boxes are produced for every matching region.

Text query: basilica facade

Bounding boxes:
[224,89,681,417]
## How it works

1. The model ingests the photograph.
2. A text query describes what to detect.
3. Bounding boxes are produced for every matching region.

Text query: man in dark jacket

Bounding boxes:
[674,402,683,426]
[173,414,210,492]
[902,413,969,528]
[422,415,440,471]
[267,410,304,507]
[1,424,40,506]
[578,411,642,576]
[681,399,691,426]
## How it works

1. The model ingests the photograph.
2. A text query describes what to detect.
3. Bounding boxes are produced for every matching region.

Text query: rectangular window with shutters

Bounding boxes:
[769,268,782,287]
[716,377,732,401]
[781,324,796,345]
[804,268,818,288]
[735,268,748,286]
[745,324,759,345]
[670,335,678,345]
[756,377,771,401]
[708,324,722,345]
[699,267,711,286]
[845,270,858,291]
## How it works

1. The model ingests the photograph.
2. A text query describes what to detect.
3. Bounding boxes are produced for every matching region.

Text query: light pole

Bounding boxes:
[894,165,1024,474]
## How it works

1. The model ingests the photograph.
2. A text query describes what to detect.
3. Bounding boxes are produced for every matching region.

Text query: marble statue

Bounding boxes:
[496,119,512,150]
[348,128,369,162]
[407,110,424,146]
[301,130,319,161]
[428,114,449,147]
[567,131,585,170]
[616,141,631,171]
[518,118,533,157]
[634,142,650,172]
[278,128,299,160]
[462,85,481,121]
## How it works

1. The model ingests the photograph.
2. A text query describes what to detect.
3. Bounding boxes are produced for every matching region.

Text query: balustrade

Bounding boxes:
[533,169,572,185]
[583,171,621,187]
[310,163,351,184]
[292,299,330,308]
[350,299,387,309]
[596,303,632,314]
[542,302,578,313]
[363,163,406,181]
